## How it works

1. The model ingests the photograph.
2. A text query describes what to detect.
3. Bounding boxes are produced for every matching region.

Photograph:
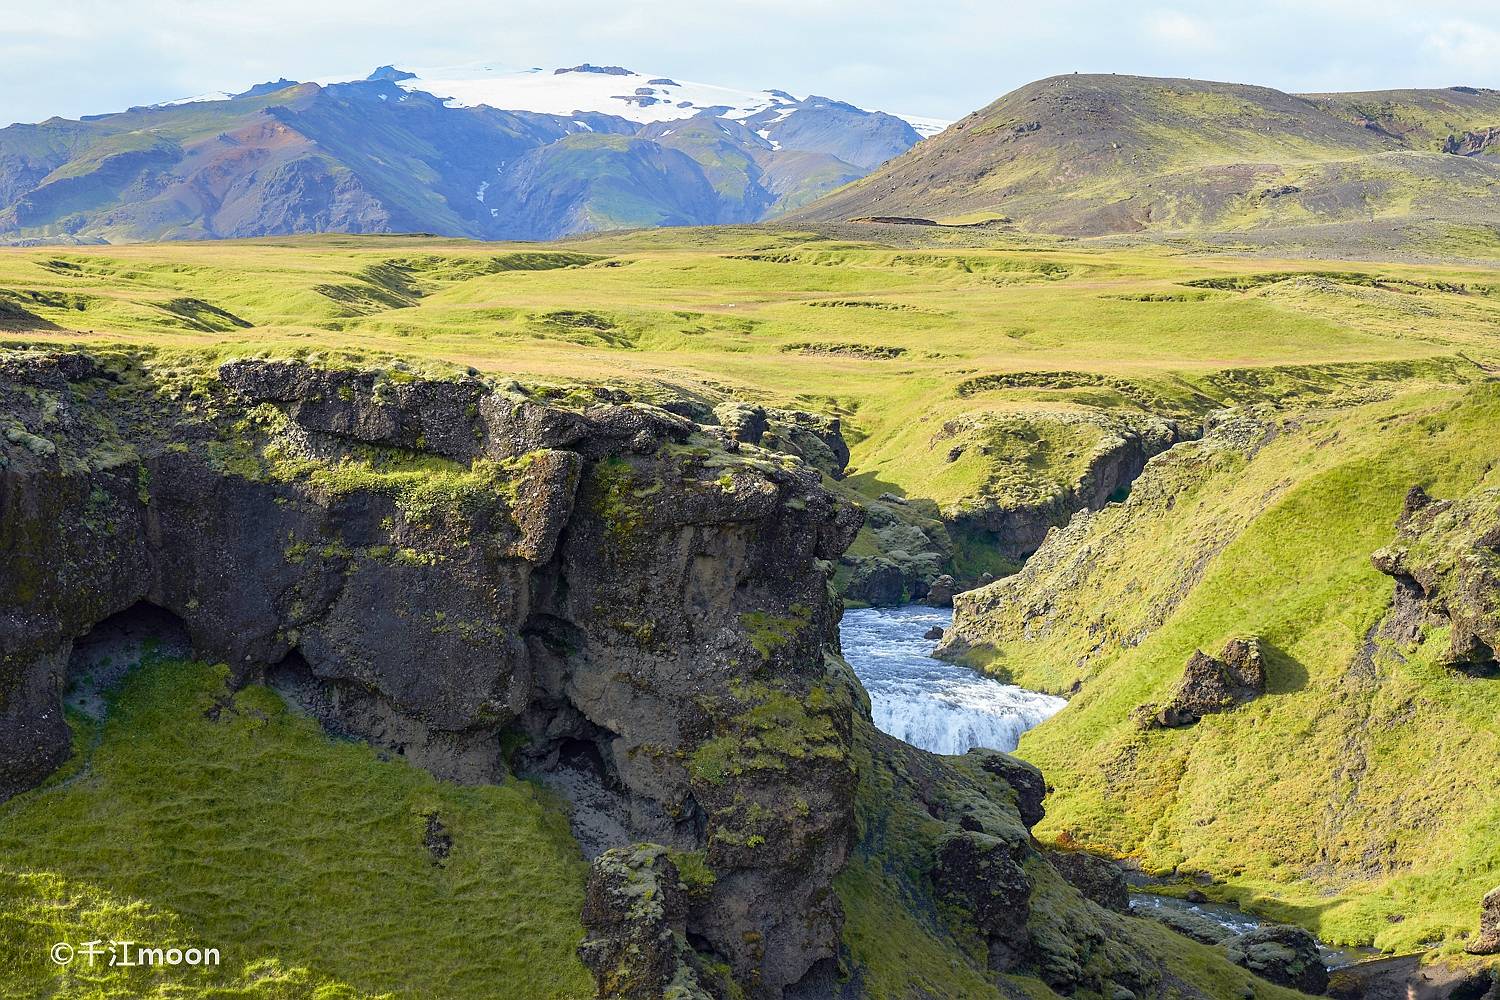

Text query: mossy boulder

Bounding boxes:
[1469,887,1500,955]
[1224,925,1329,995]
[1137,637,1266,728]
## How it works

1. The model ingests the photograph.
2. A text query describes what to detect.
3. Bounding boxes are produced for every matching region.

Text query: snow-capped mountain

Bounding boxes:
[1,65,945,244]
[347,62,950,137]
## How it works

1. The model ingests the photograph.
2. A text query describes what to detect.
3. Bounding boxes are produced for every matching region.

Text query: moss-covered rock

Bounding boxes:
[1372,484,1500,675]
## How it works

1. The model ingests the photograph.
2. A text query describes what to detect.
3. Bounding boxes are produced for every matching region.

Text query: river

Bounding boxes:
[839,605,1066,755]
[840,605,1379,972]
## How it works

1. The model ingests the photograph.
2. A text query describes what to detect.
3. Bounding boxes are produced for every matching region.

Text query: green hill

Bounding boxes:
[794,74,1500,235]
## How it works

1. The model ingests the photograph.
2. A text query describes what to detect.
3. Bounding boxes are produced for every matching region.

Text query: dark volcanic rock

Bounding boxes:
[931,829,1033,971]
[969,747,1048,831]
[0,350,863,997]
[1373,485,1500,676]
[925,574,957,607]
[1469,887,1500,955]
[1142,906,1232,945]
[1224,925,1329,995]
[1047,850,1129,912]
[1444,126,1500,156]
[1138,637,1266,728]
[578,845,712,1000]
[844,558,905,606]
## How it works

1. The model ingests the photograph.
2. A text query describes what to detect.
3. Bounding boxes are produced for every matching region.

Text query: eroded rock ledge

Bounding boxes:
[1373,484,1500,676]
[0,349,862,996]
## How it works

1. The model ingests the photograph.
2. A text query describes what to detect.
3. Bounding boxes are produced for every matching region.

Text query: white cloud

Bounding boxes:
[1421,19,1500,81]
[1144,10,1222,51]
[0,0,1497,127]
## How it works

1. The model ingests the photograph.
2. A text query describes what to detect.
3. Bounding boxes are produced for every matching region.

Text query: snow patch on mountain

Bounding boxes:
[157,91,235,107]
[324,63,949,136]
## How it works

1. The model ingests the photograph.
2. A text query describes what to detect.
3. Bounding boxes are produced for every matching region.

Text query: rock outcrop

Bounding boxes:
[578,845,714,1000]
[1469,887,1500,955]
[867,737,1159,997]
[940,410,1192,562]
[1046,850,1130,912]
[0,349,861,996]
[1373,485,1500,676]
[1136,638,1267,729]
[1223,925,1329,995]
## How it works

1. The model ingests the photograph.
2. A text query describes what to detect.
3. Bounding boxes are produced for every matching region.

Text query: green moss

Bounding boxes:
[689,680,847,789]
[584,457,646,546]
[665,850,716,902]
[739,606,812,661]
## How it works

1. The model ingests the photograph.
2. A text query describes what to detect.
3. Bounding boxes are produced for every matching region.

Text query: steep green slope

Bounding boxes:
[0,657,593,999]
[944,382,1500,953]
[794,75,1500,234]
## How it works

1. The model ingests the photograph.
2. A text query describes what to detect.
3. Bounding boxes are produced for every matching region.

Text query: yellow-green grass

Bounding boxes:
[5,226,1500,968]
[962,383,1500,953]
[0,658,592,1000]
[4,228,1499,517]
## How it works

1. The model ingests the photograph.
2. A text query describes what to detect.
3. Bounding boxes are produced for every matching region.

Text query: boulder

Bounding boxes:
[1047,850,1129,912]
[924,625,945,641]
[926,574,958,607]
[1138,637,1266,728]
[967,747,1047,830]
[1224,925,1328,995]
[1141,906,1232,945]
[844,559,905,606]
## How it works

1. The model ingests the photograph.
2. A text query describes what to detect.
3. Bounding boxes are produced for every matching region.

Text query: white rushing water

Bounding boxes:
[840,606,1067,755]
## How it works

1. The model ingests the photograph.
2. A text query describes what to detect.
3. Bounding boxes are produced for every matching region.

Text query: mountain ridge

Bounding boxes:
[0,65,934,244]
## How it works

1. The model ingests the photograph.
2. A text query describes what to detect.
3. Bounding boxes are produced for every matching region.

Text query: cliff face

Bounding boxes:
[0,349,864,995]
[0,348,1307,1000]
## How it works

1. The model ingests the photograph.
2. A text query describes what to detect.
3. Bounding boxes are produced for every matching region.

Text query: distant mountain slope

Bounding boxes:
[793,74,1500,235]
[0,66,936,244]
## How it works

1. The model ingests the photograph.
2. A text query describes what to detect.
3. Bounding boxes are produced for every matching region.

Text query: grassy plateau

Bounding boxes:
[3,221,1500,994]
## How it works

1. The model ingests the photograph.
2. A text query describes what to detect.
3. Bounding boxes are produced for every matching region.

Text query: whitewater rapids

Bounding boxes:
[840,606,1066,755]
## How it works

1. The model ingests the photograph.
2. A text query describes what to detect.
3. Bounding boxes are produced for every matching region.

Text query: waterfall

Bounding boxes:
[840,606,1066,755]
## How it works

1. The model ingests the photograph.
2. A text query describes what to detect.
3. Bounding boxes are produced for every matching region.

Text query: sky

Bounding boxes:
[3,0,1499,126]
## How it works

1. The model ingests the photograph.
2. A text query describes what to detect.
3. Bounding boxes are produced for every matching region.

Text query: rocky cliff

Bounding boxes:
[0,347,1309,999]
[0,347,864,994]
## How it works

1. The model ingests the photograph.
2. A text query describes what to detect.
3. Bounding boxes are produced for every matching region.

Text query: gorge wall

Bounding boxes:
[0,348,1312,1000]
